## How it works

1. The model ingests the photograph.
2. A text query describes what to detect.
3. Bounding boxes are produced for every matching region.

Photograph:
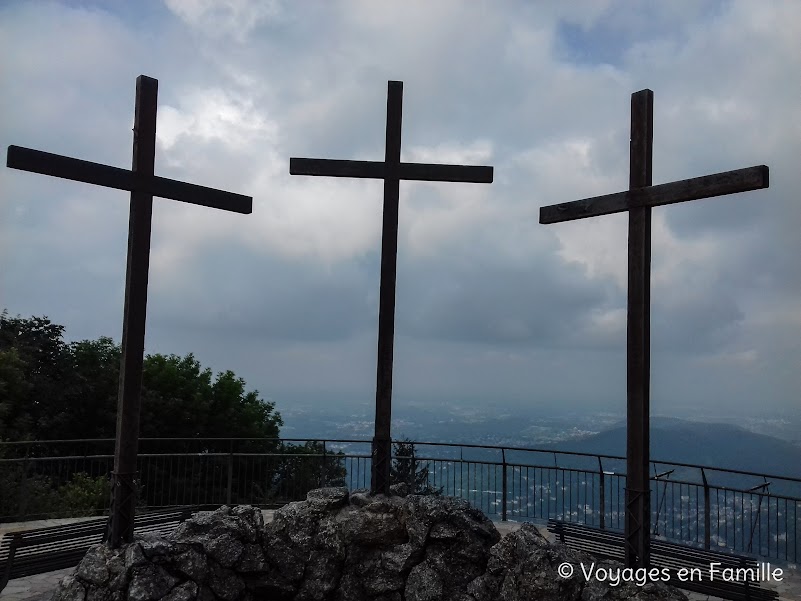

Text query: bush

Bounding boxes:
[0,469,60,521]
[58,472,110,518]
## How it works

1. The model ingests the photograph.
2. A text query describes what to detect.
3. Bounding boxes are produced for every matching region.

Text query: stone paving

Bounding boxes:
[1,513,799,601]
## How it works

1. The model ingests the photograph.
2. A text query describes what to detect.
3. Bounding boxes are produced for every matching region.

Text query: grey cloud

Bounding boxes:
[652,292,744,353]
[149,246,378,343]
[397,252,606,347]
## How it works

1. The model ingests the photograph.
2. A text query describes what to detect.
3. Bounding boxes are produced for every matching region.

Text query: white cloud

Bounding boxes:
[164,0,283,40]
[158,88,279,154]
[405,140,493,166]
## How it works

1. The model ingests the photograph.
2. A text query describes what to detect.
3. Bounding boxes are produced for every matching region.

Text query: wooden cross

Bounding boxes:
[290,80,493,495]
[6,75,252,548]
[539,89,768,568]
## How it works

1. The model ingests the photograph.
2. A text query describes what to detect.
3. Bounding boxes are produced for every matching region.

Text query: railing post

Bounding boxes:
[321,440,328,487]
[501,448,507,522]
[15,455,30,521]
[226,440,233,505]
[598,456,605,530]
[701,468,710,550]
[747,480,770,555]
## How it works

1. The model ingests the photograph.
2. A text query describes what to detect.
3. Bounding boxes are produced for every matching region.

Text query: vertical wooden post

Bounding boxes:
[372,81,403,496]
[625,89,653,569]
[108,75,157,548]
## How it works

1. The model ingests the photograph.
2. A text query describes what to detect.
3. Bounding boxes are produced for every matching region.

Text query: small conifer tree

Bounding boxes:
[390,437,441,495]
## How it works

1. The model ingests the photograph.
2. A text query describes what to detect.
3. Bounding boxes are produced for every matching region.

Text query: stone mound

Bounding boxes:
[50,487,686,601]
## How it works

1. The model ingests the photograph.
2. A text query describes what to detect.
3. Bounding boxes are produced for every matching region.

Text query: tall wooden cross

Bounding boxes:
[539,89,768,568]
[6,75,252,548]
[290,81,493,495]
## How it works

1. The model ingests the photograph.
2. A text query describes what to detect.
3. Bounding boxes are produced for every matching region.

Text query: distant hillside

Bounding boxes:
[545,417,801,479]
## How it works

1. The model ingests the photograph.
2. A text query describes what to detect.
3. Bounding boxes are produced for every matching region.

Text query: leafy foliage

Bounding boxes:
[59,472,110,518]
[0,461,58,520]
[0,311,340,518]
[0,311,282,442]
[262,441,347,504]
[0,311,69,440]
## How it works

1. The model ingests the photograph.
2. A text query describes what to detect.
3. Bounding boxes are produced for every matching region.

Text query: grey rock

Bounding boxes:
[52,575,87,601]
[342,506,406,546]
[204,532,245,568]
[468,523,688,601]
[76,545,115,587]
[105,549,129,590]
[235,543,268,573]
[429,521,460,540]
[162,581,198,601]
[389,482,409,497]
[86,587,121,601]
[124,542,148,570]
[359,568,403,597]
[172,507,252,567]
[349,490,371,508]
[47,490,688,601]
[197,585,217,601]
[138,532,174,559]
[127,564,179,601]
[208,562,245,601]
[405,562,442,601]
[172,546,209,582]
[381,542,420,573]
[306,486,349,510]
[262,534,306,584]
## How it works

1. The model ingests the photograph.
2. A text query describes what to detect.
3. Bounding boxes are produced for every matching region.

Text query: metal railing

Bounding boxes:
[1,438,799,562]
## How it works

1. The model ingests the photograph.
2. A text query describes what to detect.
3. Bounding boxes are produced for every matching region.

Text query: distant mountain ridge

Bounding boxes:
[280,405,801,481]
[545,416,801,478]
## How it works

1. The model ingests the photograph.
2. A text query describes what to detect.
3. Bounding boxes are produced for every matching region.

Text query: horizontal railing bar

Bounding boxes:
[0,455,115,463]
[2,437,800,484]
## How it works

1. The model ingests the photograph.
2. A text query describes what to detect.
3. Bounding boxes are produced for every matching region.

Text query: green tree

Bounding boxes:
[391,438,440,495]
[0,314,283,443]
[137,353,282,441]
[0,347,33,440]
[0,312,345,517]
[41,337,121,440]
[59,472,110,518]
[266,441,347,503]
[0,311,70,440]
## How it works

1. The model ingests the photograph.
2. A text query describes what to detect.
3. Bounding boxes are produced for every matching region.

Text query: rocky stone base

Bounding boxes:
[51,487,686,601]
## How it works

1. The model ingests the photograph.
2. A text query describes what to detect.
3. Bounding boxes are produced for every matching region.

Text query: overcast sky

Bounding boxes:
[1,1,799,422]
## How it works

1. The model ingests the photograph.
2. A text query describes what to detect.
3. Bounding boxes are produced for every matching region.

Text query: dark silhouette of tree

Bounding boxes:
[0,311,69,440]
[0,312,345,517]
[265,440,347,504]
[0,312,282,443]
[390,437,441,495]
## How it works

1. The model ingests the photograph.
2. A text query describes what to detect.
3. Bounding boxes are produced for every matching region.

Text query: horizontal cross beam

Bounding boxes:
[539,165,768,224]
[290,158,493,183]
[7,145,252,214]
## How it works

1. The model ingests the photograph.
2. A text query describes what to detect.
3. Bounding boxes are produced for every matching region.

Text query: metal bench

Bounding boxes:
[0,508,192,593]
[547,519,779,601]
